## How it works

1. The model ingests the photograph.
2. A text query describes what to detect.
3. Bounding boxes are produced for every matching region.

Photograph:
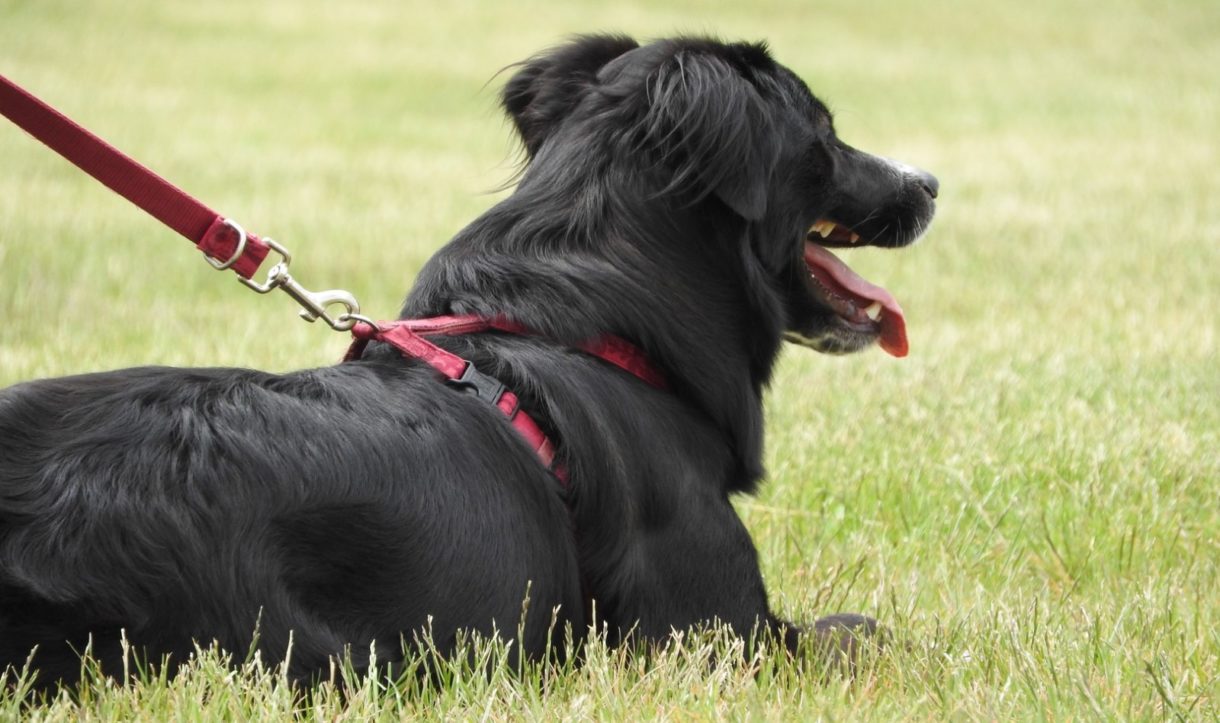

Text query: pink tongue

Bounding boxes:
[803,242,909,357]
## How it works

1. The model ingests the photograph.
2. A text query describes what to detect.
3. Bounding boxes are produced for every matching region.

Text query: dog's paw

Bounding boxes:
[809,613,886,673]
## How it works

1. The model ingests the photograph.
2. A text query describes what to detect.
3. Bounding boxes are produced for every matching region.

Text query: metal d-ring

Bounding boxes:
[203,218,249,271]
[336,312,379,332]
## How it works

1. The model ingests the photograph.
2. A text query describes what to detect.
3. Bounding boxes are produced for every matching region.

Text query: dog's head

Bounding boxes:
[502,35,937,359]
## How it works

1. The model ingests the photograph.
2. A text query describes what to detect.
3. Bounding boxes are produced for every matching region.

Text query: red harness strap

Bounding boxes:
[344,316,666,483]
[0,74,269,278]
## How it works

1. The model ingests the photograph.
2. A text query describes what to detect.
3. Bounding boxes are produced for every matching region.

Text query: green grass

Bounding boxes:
[2,0,1217,718]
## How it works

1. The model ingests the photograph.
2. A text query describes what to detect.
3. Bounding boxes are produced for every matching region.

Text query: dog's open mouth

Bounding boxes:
[804,220,908,357]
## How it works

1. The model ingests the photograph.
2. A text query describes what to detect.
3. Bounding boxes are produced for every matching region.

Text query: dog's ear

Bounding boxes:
[503,34,640,157]
[613,42,782,220]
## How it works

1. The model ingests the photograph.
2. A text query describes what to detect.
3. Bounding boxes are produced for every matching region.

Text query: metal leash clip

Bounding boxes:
[231,232,364,332]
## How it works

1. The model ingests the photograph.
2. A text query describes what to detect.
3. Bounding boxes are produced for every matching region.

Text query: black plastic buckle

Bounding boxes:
[446,362,507,407]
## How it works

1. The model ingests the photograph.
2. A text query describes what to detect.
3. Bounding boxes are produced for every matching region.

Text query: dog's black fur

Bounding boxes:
[0,35,936,690]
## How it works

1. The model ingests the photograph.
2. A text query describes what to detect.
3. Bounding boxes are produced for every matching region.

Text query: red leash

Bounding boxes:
[0,72,363,329]
[0,73,268,279]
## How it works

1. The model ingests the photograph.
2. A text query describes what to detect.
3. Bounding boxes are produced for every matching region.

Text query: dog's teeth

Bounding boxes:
[850,232,860,244]
[864,301,883,321]
[808,220,831,238]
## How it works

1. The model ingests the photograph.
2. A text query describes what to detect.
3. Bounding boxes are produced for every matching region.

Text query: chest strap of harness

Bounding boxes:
[343,315,666,484]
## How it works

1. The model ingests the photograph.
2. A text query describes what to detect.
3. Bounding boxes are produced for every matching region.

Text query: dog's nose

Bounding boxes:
[915,169,939,199]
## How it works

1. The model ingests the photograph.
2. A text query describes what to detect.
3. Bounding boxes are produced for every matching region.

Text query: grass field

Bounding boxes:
[2,0,1218,719]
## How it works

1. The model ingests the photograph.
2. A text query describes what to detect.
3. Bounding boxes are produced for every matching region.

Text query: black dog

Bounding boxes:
[0,35,937,689]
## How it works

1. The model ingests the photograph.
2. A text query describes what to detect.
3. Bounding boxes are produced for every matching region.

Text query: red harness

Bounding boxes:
[344,316,666,482]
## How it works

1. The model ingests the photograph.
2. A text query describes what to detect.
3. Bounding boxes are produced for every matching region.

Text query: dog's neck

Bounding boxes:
[399,182,787,489]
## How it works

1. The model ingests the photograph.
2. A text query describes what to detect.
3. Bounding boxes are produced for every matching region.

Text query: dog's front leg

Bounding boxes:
[582,488,882,668]
[767,612,883,669]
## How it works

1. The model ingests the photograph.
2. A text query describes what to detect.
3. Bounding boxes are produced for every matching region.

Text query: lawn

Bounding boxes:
[1,0,1217,719]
